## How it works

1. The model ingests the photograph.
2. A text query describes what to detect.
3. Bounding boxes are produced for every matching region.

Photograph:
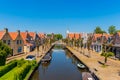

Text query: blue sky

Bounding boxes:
[0,0,120,36]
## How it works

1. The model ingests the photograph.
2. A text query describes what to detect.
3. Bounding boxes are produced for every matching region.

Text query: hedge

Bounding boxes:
[0,60,37,80]
[14,61,34,80]
[0,60,17,77]
[0,51,6,66]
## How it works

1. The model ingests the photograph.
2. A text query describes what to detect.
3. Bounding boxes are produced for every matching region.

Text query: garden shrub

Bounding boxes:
[15,62,31,80]
[0,41,12,66]
[17,58,26,67]
[0,51,6,66]
[0,60,17,77]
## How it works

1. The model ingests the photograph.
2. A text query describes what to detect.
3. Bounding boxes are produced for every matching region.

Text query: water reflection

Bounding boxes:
[31,48,88,80]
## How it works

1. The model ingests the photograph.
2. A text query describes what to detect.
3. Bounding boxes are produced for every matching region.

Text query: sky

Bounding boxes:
[0,0,120,37]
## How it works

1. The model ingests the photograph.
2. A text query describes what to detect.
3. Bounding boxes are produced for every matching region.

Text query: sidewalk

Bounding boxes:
[67,46,120,80]
[6,46,52,63]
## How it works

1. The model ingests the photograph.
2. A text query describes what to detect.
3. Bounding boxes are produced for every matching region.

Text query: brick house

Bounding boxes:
[0,28,24,55]
[38,33,46,45]
[92,33,112,53]
[0,28,13,54]
[92,34,102,52]
[112,32,120,58]
[9,30,24,55]
[20,31,33,53]
[29,32,40,49]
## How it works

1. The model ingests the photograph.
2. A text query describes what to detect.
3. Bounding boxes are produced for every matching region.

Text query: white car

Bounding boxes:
[26,55,36,61]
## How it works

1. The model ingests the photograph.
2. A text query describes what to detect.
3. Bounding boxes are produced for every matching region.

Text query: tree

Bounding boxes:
[54,34,63,40]
[87,36,92,57]
[80,38,83,49]
[35,38,40,57]
[0,41,12,66]
[108,25,116,34]
[116,30,120,33]
[94,26,102,34]
[94,26,106,34]
[101,52,114,63]
[101,44,114,64]
[102,30,107,33]
[62,38,69,45]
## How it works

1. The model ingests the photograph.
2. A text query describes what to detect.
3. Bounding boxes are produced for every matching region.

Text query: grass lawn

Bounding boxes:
[0,66,3,69]
[0,66,37,80]
[0,67,18,80]
[0,59,37,80]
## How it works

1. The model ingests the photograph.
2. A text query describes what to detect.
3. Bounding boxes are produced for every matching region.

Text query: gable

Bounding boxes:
[9,32,18,40]
[2,32,12,40]
[0,31,5,40]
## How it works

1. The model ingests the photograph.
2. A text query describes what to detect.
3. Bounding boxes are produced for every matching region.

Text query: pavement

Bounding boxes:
[6,45,52,63]
[67,46,120,80]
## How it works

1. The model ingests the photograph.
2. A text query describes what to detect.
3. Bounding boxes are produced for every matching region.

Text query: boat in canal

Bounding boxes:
[41,54,52,63]
[77,63,85,69]
[82,72,95,80]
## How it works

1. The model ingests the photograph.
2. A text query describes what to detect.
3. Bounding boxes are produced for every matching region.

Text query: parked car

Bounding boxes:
[26,55,36,61]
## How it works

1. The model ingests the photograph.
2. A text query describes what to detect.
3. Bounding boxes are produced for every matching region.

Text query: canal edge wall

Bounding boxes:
[27,45,55,80]
[65,46,100,80]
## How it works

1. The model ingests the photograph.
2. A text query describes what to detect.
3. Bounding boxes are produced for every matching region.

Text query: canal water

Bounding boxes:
[31,47,88,80]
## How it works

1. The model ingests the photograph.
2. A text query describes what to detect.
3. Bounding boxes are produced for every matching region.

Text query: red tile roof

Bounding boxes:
[29,32,35,38]
[74,33,81,39]
[20,32,28,44]
[117,32,120,36]
[102,33,109,39]
[68,33,75,39]
[38,33,45,38]
[0,31,5,40]
[68,33,82,39]
[92,34,102,41]
[9,32,18,40]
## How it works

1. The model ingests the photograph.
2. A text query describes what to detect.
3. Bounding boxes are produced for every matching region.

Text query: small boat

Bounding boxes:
[77,63,85,69]
[41,55,51,63]
[82,72,95,80]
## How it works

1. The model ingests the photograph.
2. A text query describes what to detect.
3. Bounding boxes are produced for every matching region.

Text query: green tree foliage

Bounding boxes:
[116,30,120,33]
[54,34,63,40]
[80,38,83,48]
[0,41,12,66]
[87,36,92,51]
[86,36,92,57]
[108,25,116,34]
[94,26,106,34]
[101,52,114,63]
[101,44,114,64]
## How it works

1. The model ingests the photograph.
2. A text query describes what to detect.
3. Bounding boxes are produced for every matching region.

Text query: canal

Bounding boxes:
[31,46,89,80]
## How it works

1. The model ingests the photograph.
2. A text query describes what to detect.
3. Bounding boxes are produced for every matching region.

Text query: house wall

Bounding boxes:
[1,32,13,55]
[11,35,24,55]
[24,45,30,53]
[1,32,12,46]
[114,33,120,45]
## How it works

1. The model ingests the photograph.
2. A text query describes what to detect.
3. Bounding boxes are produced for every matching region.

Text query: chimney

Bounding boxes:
[4,28,8,33]
[17,30,20,35]
[26,30,28,33]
